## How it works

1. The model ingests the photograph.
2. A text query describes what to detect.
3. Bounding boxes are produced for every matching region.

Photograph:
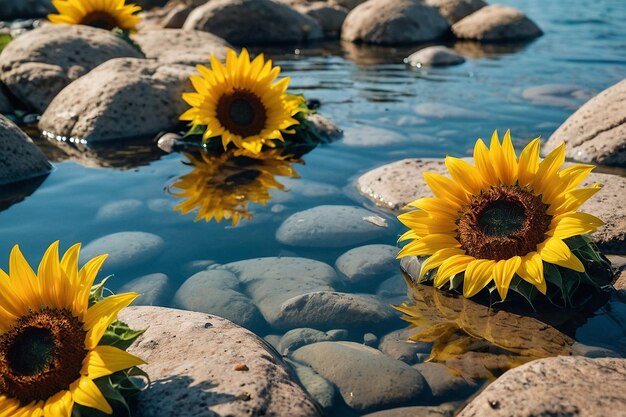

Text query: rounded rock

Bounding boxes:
[118,273,171,306]
[424,0,486,24]
[80,231,165,270]
[342,126,407,147]
[294,2,348,38]
[451,4,542,42]
[335,244,399,291]
[279,327,350,356]
[406,46,466,67]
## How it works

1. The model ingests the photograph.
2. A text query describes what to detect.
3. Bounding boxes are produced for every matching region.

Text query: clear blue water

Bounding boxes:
[1,0,626,413]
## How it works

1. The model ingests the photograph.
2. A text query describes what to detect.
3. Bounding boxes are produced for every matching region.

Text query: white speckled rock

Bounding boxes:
[183,0,323,45]
[118,273,171,306]
[424,0,486,24]
[341,0,449,45]
[119,306,322,417]
[0,114,52,185]
[292,341,430,412]
[132,28,231,65]
[335,244,399,291]
[39,58,195,142]
[457,356,626,417]
[0,25,143,112]
[544,79,626,166]
[276,205,391,248]
[406,46,466,67]
[452,4,542,42]
[342,126,407,147]
[80,231,165,270]
[96,199,144,221]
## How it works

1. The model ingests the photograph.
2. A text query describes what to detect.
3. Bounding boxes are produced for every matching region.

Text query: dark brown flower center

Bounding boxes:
[457,186,552,260]
[80,11,120,30]
[0,308,87,404]
[217,90,267,138]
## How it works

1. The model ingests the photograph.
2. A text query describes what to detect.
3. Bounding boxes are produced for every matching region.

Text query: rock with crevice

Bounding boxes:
[119,306,322,417]
[0,114,52,185]
[341,0,449,46]
[0,25,143,112]
[452,4,542,42]
[183,0,324,45]
[457,356,626,417]
[39,58,195,142]
[544,79,626,167]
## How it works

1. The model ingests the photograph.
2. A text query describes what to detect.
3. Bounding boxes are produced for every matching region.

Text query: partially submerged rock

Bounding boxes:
[39,58,195,142]
[119,306,322,417]
[406,46,466,67]
[183,0,324,45]
[452,4,542,42]
[0,114,52,185]
[118,273,171,306]
[293,2,348,38]
[342,0,449,45]
[457,356,626,417]
[424,0,486,24]
[132,28,231,65]
[0,25,143,112]
[544,79,626,166]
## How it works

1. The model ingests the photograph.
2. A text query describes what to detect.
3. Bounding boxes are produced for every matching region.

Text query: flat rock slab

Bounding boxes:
[544,78,626,167]
[0,114,52,185]
[457,356,626,417]
[356,158,626,252]
[292,341,430,412]
[132,28,231,65]
[119,307,322,417]
[276,205,392,248]
[39,58,195,142]
[0,25,143,112]
[452,4,542,42]
[342,0,449,46]
[183,0,323,45]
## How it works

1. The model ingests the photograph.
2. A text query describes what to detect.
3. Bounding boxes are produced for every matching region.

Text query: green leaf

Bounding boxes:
[184,123,207,138]
[508,276,538,307]
[0,34,11,51]
[99,320,146,350]
[449,273,463,291]
[112,28,143,55]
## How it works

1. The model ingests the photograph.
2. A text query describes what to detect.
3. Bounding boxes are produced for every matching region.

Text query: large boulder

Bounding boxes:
[183,0,324,45]
[457,356,626,417]
[119,306,322,417]
[544,79,626,167]
[293,2,348,38]
[0,25,143,112]
[39,58,194,142]
[131,28,231,65]
[0,0,54,19]
[0,114,52,185]
[424,0,486,24]
[452,4,542,42]
[341,0,449,46]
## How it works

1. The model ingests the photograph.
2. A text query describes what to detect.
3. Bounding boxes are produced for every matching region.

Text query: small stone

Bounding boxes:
[452,4,542,42]
[379,328,432,365]
[362,403,458,417]
[414,103,488,119]
[521,84,594,109]
[156,132,185,153]
[424,0,486,24]
[307,113,343,141]
[96,199,144,221]
[276,205,392,248]
[335,244,399,291]
[363,333,378,347]
[118,273,171,306]
[376,275,410,301]
[342,126,407,147]
[413,362,477,400]
[80,231,165,271]
[288,359,338,410]
[341,0,449,46]
[279,328,349,356]
[406,46,466,67]
[234,363,249,371]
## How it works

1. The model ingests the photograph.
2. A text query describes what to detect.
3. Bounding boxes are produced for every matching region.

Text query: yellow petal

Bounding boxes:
[547,212,604,239]
[82,345,145,380]
[462,259,496,298]
[517,138,540,187]
[418,247,467,281]
[71,377,112,415]
[473,138,497,185]
[532,143,565,197]
[537,237,585,272]
[83,292,139,349]
[444,156,485,195]
[43,391,73,417]
[423,172,469,208]
[433,255,474,288]
[397,234,461,258]
[405,197,460,219]
[517,252,546,294]
[492,257,521,300]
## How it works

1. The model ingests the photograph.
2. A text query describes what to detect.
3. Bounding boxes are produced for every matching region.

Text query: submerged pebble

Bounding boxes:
[335,244,399,291]
[118,273,171,306]
[80,231,165,270]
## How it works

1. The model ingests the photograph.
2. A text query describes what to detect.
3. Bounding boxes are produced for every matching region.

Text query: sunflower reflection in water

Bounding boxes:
[48,0,141,31]
[170,149,301,225]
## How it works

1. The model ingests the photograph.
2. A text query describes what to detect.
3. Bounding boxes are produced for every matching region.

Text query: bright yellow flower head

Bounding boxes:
[180,48,304,154]
[48,0,142,31]
[398,130,604,301]
[171,149,300,225]
[0,242,144,417]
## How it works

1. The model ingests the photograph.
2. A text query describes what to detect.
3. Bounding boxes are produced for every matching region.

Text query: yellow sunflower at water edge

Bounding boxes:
[180,48,305,154]
[398,130,604,301]
[0,242,144,416]
[48,0,142,31]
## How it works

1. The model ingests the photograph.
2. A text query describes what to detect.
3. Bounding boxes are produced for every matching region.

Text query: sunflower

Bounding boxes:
[171,149,300,225]
[398,130,604,301]
[0,242,144,416]
[48,0,142,31]
[180,48,304,154]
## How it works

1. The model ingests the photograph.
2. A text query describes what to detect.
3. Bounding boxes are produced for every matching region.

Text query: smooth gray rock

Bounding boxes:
[413,362,477,400]
[414,102,488,119]
[335,244,399,291]
[363,403,458,417]
[0,88,11,114]
[424,0,486,24]
[376,275,410,300]
[307,113,344,141]
[0,114,52,185]
[81,231,165,270]
[292,341,430,411]
[457,356,626,417]
[293,2,348,38]
[39,58,194,142]
[173,269,265,331]
[276,205,391,248]
[363,333,378,347]
[0,0,54,19]
[341,0,449,45]
[544,79,626,166]
[132,28,231,65]
[342,126,407,147]
[406,46,466,67]
[119,273,171,306]
[571,342,622,358]
[96,199,144,221]
[183,0,324,45]
[521,83,594,109]
[452,4,542,42]
[379,328,432,365]
[279,327,349,355]
[288,359,338,410]
[0,25,143,112]
[120,307,322,417]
